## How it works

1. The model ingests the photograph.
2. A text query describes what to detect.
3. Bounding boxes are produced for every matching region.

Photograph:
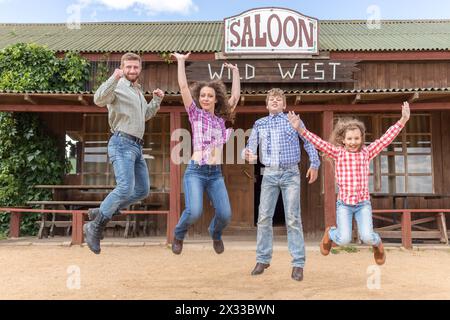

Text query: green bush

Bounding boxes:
[0,113,70,235]
[53,51,90,91]
[0,43,90,91]
[0,43,87,236]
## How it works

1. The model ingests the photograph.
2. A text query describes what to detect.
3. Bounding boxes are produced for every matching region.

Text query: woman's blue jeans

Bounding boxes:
[174,160,232,241]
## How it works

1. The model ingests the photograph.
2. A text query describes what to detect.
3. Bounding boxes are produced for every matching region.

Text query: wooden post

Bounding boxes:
[9,212,21,238]
[436,212,448,245]
[401,210,412,249]
[169,110,182,244]
[71,211,85,245]
[322,111,336,228]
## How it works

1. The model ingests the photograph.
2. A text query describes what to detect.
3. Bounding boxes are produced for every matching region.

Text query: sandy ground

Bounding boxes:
[1,239,450,300]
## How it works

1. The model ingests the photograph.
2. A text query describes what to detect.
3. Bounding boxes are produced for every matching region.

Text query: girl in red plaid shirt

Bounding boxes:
[288,102,410,265]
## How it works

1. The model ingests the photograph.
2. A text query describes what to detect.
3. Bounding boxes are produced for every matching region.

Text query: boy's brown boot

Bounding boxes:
[320,227,333,256]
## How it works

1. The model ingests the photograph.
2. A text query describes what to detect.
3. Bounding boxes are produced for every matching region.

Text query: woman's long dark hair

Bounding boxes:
[190,80,235,122]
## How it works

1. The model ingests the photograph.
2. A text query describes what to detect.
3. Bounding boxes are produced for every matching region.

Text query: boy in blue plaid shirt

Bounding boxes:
[242,88,320,281]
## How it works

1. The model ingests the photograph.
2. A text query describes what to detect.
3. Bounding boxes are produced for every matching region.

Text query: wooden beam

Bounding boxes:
[322,111,336,228]
[330,51,450,61]
[2,102,450,113]
[240,96,246,107]
[352,93,361,104]
[76,52,216,62]
[239,102,450,113]
[436,213,449,244]
[72,212,84,245]
[62,51,450,62]
[401,211,413,250]
[409,92,420,103]
[77,95,89,106]
[0,104,106,113]
[9,212,21,238]
[24,94,37,105]
[169,110,182,245]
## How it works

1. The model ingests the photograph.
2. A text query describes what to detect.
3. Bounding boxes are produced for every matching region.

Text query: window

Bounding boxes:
[81,114,113,185]
[76,113,170,211]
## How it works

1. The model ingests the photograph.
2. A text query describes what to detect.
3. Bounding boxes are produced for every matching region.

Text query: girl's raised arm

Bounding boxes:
[288,111,340,160]
[368,102,409,159]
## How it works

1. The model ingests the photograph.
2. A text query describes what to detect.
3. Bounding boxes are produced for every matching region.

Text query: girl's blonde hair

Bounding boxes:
[329,117,366,147]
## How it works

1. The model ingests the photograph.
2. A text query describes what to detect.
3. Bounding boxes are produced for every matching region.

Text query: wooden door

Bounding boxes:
[222,164,255,229]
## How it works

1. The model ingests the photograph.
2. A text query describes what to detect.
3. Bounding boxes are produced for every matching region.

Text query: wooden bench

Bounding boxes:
[26,201,102,238]
[372,209,450,249]
[24,201,163,238]
[0,207,170,244]
[30,185,167,237]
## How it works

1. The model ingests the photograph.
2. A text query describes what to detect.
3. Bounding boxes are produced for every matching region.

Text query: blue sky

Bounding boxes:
[1,0,450,23]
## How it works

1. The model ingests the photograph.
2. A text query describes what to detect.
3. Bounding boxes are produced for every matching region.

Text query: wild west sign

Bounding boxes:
[186,8,358,83]
[186,60,358,83]
[223,7,319,55]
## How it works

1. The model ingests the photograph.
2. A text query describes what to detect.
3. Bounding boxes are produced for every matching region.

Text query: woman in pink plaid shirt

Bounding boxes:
[288,102,410,265]
[170,52,240,255]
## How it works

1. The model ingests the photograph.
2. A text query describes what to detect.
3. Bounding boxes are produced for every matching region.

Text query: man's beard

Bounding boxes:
[125,74,139,83]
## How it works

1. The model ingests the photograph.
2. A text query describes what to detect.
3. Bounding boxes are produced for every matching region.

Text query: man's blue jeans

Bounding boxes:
[329,200,381,246]
[99,133,150,219]
[256,166,305,268]
[174,160,232,241]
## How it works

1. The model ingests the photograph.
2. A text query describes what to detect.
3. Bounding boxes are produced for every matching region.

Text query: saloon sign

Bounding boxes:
[224,7,319,54]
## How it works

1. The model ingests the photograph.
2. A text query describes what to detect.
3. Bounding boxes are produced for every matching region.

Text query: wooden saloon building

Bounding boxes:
[1,8,450,245]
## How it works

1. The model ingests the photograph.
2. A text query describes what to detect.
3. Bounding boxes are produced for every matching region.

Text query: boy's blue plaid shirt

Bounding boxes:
[244,112,321,169]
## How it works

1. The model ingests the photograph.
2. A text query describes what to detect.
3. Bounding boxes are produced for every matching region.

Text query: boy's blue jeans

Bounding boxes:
[329,200,381,246]
[99,133,150,219]
[174,160,232,241]
[256,166,305,268]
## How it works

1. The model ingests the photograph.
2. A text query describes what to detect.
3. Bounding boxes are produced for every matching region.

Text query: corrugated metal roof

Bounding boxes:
[0,22,223,53]
[1,87,449,95]
[1,20,450,53]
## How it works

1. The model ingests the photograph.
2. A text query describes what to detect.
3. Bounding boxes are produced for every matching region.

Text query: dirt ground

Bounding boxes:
[1,240,450,300]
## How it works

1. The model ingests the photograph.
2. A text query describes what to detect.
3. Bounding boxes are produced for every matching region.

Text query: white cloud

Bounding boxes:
[78,0,198,15]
